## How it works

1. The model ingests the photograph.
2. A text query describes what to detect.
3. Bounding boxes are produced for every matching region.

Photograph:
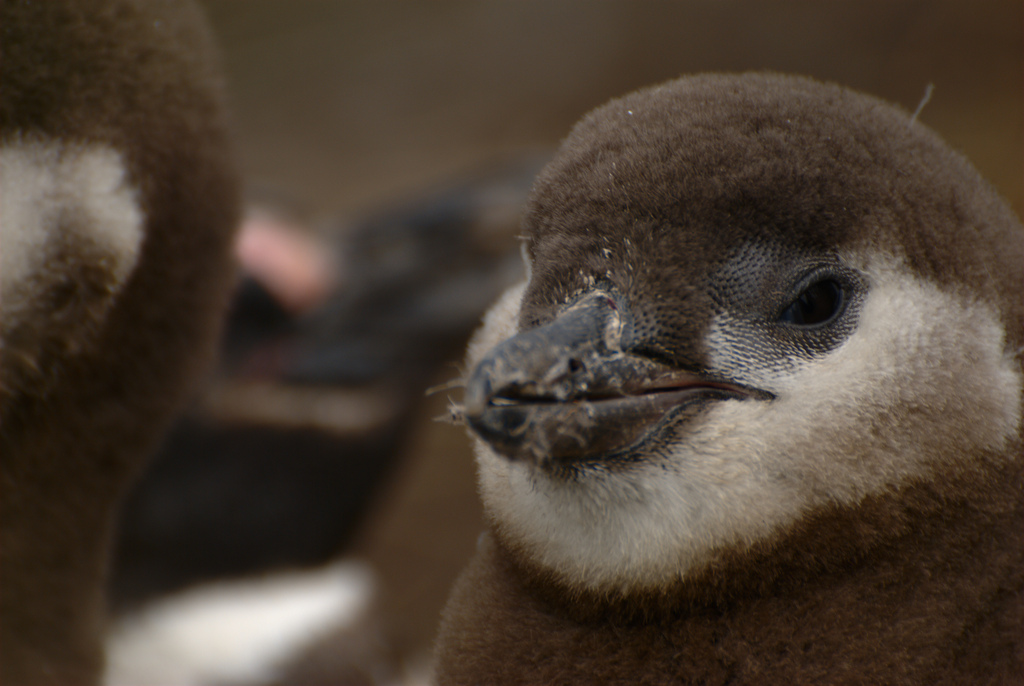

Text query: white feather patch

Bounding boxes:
[0,139,143,329]
[103,560,374,686]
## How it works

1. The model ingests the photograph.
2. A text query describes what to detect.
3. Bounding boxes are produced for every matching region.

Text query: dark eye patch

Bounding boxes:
[778,279,844,327]
[704,244,866,377]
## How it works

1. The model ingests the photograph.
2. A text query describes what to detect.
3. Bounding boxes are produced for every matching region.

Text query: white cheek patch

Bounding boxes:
[0,139,144,397]
[474,259,1022,594]
[1,140,144,320]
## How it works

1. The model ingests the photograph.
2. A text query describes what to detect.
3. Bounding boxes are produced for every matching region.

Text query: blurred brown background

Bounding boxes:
[203,0,1021,220]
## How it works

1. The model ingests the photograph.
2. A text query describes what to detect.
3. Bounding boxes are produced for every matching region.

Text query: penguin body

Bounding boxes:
[0,1,238,683]
[434,73,1024,684]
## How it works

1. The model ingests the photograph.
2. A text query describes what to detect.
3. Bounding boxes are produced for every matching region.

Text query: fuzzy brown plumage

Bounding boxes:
[0,1,239,683]
[434,73,1024,685]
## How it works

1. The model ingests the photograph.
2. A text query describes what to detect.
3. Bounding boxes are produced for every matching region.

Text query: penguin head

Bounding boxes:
[463,73,1023,599]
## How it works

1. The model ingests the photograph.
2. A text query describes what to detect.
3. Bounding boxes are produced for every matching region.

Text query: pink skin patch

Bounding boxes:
[234,210,340,314]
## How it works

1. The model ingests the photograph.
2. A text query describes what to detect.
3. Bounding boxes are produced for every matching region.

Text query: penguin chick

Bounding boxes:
[0,1,238,684]
[434,73,1024,685]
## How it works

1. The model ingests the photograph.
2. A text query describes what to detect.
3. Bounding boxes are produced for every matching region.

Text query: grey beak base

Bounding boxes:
[464,292,744,465]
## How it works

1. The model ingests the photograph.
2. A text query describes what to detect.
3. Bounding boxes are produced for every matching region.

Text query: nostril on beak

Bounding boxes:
[568,357,584,374]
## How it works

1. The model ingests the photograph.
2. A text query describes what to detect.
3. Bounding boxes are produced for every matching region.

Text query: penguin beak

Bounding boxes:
[463,291,762,465]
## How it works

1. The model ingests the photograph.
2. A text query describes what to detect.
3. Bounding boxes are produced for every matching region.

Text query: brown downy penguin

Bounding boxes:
[434,73,1024,685]
[0,1,239,684]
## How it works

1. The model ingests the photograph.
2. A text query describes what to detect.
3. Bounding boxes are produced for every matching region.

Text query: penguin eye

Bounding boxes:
[779,279,844,326]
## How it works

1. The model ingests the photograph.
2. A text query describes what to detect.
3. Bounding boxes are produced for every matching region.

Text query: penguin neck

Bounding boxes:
[433,456,1023,684]
[501,452,1024,630]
